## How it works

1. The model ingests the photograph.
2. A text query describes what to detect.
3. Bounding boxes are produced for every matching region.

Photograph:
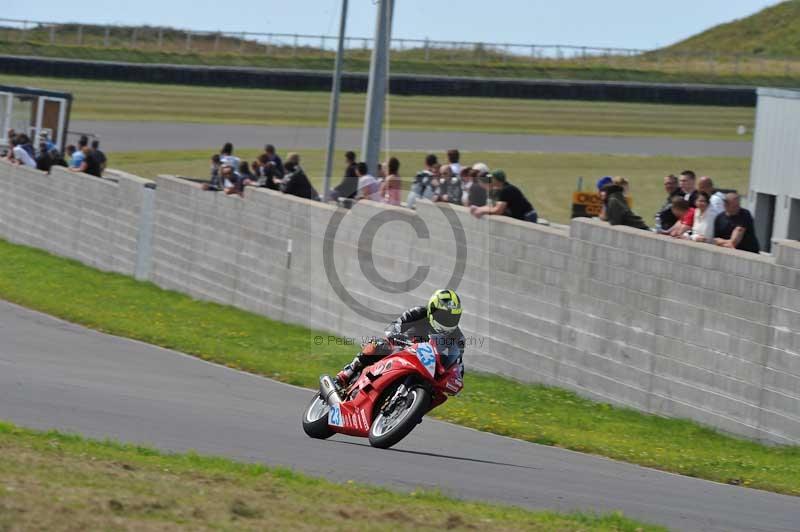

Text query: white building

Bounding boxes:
[748,87,800,252]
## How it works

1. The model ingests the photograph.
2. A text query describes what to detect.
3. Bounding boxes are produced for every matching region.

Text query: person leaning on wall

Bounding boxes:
[602,176,649,231]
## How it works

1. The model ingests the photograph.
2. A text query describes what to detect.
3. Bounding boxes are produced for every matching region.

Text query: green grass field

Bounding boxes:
[0,238,797,496]
[111,148,751,226]
[0,73,756,140]
[0,421,661,531]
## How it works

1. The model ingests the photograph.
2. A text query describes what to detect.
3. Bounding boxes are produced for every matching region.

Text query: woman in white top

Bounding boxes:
[684,191,719,242]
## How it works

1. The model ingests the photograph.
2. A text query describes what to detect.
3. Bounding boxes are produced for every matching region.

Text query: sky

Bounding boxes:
[7,0,782,51]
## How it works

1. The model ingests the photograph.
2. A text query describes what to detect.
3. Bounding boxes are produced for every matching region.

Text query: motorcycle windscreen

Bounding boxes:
[429,333,462,369]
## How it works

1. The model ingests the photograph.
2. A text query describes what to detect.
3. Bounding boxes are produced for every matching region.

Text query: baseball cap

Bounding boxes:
[472,162,490,174]
[478,174,492,184]
[596,176,613,190]
[491,169,507,182]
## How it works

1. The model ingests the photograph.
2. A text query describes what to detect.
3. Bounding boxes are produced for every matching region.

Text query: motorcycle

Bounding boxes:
[302,335,464,449]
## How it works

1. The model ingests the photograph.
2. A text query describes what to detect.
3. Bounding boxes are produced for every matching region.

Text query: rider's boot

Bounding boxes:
[336,356,362,386]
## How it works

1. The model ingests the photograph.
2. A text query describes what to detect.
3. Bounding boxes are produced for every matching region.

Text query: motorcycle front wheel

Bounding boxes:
[302,392,335,439]
[368,386,431,449]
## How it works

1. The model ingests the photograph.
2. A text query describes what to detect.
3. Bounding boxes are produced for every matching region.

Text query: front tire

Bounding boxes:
[302,393,335,439]
[369,386,431,449]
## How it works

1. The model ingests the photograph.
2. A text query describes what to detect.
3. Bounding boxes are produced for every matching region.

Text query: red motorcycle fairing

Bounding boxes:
[327,342,449,437]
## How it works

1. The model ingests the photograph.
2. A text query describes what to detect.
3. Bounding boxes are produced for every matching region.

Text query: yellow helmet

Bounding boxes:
[427,289,462,333]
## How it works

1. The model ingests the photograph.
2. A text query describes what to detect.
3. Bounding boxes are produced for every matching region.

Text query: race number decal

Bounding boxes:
[328,404,344,427]
[416,342,436,377]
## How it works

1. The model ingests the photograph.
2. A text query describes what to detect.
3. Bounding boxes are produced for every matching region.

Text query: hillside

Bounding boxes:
[660,0,800,57]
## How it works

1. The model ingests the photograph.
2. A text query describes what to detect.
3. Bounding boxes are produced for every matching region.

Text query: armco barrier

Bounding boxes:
[0,55,757,106]
[1,161,798,444]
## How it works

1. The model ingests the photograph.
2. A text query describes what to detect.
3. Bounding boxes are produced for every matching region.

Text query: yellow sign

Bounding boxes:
[571,191,633,218]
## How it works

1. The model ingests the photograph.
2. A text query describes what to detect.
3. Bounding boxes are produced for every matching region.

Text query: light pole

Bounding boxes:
[360,0,394,177]
[322,0,349,201]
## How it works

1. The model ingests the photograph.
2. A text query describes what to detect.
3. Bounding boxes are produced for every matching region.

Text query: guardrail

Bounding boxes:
[2,17,800,78]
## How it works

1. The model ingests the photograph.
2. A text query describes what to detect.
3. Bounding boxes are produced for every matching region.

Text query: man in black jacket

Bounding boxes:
[603,178,649,231]
[280,154,315,200]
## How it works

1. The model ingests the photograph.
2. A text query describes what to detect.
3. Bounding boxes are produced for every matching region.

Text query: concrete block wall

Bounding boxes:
[0,161,150,276]
[1,164,798,444]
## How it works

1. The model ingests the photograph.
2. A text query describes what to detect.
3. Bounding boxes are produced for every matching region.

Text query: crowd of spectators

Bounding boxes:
[3,129,106,178]
[203,143,539,224]
[199,141,762,254]
[597,169,760,254]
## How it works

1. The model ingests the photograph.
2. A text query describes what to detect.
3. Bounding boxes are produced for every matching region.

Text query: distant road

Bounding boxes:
[1,300,798,532]
[71,120,753,157]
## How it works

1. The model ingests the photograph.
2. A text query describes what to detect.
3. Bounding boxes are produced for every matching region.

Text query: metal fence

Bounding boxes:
[2,16,800,77]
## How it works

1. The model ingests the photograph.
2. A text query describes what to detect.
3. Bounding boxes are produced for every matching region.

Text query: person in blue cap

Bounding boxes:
[596,176,613,220]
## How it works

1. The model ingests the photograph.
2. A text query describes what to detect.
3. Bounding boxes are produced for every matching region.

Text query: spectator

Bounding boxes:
[447,149,461,175]
[254,153,282,190]
[471,170,538,223]
[264,144,284,176]
[679,170,698,207]
[35,142,53,172]
[684,191,719,243]
[466,164,490,207]
[602,177,649,230]
[220,142,240,170]
[329,150,359,201]
[220,164,243,196]
[8,137,36,168]
[202,155,223,191]
[38,131,56,153]
[281,157,315,200]
[238,161,256,186]
[407,154,438,208]
[697,176,726,212]
[443,165,464,206]
[655,174,683,233]
[596,176,613,222]
[70,136,88,169]
[379,157,402,205]
[17,134,35,160]
[65,144,77,165]
[713,193,760,253]
[458,167,473,205]
[433,164,454,202]
[91,140,107,175]
[70,146,102,177]
[667,197,693,237]
[356,161,381,201]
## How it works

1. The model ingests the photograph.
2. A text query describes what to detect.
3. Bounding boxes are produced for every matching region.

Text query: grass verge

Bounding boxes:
[0,238,798,496]
[0,73,756,140]
[0,420,662,531]
[111,148,751,226]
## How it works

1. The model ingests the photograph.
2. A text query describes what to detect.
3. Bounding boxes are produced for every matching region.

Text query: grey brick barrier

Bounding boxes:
[1,161,798,444]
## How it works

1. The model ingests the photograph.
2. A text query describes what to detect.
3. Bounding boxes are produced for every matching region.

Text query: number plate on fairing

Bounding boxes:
[328,404,344,427]
[416,342,436,377]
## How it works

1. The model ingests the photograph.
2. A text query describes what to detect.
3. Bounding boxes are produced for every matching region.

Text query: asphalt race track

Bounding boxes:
[1,301,797,531]
[70,120,753,157]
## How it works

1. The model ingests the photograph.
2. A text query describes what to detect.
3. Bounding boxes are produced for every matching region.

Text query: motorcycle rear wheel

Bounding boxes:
[302,393,335,439]
[368,386,431,449]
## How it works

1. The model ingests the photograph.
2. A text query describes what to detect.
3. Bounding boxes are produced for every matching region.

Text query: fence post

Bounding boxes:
[157,27,163,50]
[424,37,430,61]
[530,45,536,61]
[77,25,84,46]
[49,25,56,45]
[293,34,299,56]
[213,32,220,52]
[320,35,325,51]
[240,32,246,53]
[185,31,192,51]
[103,26,109,47]
[131,27,138,48]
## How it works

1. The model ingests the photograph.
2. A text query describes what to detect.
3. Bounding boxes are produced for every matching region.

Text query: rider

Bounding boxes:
[336,289,465,385]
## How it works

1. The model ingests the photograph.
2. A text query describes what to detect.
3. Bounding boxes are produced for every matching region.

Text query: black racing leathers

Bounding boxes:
[357,306,465,369]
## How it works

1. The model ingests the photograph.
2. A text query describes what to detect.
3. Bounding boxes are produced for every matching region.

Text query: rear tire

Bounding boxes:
[302,393,335,439]
[368,386,430,449]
